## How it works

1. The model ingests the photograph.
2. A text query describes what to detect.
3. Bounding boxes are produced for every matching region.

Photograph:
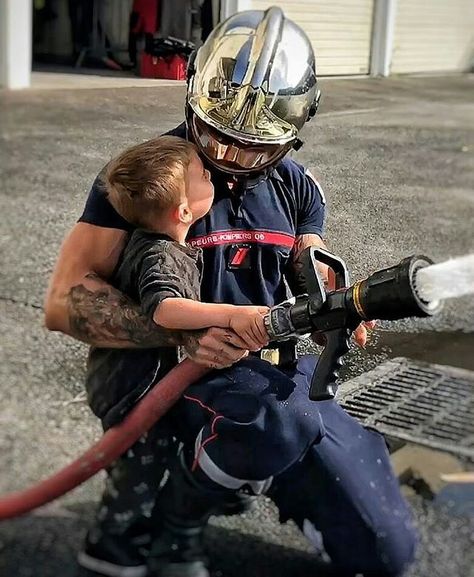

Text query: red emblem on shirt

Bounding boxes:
[228,244,251,269]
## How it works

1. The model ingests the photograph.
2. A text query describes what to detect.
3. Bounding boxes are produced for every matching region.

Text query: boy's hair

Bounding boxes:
[103,135,197,228]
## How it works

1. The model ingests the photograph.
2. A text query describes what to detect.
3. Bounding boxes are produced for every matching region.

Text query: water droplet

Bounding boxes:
[370,481,376,488]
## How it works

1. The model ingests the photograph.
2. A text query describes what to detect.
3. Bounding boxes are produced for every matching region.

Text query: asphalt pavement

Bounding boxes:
[0,73,473,577]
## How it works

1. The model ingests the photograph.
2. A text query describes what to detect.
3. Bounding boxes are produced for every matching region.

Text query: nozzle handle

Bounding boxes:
[307,247,350,290]
[309,327,352,400]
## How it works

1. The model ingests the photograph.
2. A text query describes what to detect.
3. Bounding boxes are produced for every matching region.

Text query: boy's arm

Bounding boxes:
[154,298,269,351]
[154,298,236,330]
[137,243,236,331]
[137,244,268,350]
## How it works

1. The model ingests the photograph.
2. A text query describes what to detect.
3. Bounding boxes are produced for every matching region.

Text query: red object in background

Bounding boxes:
[131,0,160,34]
[140,53,187,80]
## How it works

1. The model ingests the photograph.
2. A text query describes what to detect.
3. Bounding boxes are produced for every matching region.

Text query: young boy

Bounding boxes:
[80,136,270,574]
[85,135,269,430]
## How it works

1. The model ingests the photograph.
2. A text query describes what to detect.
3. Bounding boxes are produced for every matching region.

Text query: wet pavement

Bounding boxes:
[368,330,474,372]
[1,73,474,577]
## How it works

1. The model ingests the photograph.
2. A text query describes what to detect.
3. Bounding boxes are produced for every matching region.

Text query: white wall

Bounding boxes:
[0,0,32,89]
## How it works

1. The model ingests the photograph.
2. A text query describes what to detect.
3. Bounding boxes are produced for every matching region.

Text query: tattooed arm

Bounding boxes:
[45,223,181,347]
[44,222,248,365]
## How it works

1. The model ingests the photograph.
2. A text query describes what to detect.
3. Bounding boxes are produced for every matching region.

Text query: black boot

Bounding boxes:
[220,491,257,516]
[147,452,233,577]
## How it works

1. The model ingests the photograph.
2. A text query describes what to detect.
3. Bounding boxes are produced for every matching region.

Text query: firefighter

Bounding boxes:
[45,8,417,577]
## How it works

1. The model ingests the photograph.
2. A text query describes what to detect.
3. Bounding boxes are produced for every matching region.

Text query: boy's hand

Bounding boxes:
[229,306,270,351]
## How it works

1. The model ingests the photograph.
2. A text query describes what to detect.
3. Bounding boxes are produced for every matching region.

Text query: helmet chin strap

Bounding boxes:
[293,138,304,151]
[205,161,271,191]
[229,170,270,191]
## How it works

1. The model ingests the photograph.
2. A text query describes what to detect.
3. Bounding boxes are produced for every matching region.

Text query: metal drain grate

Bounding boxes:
[337,357,474,459]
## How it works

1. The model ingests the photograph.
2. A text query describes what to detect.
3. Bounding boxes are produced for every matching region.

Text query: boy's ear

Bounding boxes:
[177,202,193,224]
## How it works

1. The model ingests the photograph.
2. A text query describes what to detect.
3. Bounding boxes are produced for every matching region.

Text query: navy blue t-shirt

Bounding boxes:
[79,124,326,307]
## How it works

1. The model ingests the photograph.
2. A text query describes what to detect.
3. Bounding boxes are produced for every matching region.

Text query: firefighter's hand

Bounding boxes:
[229,306,270,351]
[312,320,377,348]
[183,327,250,369]
[353,320,377,347]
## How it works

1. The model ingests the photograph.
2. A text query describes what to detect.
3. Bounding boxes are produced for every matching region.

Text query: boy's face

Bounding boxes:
[185,153,215,221]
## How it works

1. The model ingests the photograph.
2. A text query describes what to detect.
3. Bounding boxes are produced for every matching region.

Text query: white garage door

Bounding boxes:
[250,0,374,75]
[391,0,474,74]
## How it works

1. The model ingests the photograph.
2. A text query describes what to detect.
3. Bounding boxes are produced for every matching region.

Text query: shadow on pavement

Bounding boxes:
[0,503,327,577]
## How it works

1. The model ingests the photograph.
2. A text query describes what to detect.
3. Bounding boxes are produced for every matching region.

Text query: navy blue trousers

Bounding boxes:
[173,355,325,484]
[96,355,417,576]
[169,354,418,576]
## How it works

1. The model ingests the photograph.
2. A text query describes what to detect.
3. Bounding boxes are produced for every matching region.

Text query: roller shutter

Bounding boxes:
[391,0,474,74]
[251,0,374,75]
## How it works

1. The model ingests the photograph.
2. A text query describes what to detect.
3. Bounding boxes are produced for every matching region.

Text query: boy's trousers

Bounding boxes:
[93,355,417,576]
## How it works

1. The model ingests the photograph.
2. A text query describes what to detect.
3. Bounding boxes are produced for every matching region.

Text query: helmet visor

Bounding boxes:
[190,114,290,175]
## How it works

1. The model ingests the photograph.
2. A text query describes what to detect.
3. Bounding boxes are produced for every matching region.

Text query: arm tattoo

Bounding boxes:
[290,234,328,295]
[68,273,200,348]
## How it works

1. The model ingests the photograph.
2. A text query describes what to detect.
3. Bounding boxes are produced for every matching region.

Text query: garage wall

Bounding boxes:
[250,0,375,75]
[391,0,474,74]
[1,0,32,88]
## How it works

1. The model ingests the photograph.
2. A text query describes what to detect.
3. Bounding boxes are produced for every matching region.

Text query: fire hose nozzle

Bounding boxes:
[263,251,443,401]
[346,255,443,322]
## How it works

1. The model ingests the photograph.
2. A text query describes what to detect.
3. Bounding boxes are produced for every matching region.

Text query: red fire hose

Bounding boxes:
[0,359,209,520]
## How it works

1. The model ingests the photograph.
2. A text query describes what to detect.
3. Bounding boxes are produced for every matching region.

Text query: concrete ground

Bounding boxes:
[31,69,186,90]
[0,74,473,577]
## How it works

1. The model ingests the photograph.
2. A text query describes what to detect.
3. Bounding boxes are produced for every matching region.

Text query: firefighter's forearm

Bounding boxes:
[290,233,329,294]
[66,273,195,348]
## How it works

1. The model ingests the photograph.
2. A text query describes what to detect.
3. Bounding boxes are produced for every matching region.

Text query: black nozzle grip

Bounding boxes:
[309,328,351,401]
[308,247,350,290]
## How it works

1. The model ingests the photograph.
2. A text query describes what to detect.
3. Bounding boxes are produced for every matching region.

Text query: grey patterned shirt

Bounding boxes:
[85,230,203,428]
[115,230,203,314]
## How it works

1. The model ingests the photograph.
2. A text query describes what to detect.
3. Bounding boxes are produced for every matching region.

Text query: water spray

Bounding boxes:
[415,254,474,303]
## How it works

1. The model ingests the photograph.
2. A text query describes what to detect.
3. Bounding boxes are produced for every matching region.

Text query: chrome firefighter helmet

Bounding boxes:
[186,7,320,175]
